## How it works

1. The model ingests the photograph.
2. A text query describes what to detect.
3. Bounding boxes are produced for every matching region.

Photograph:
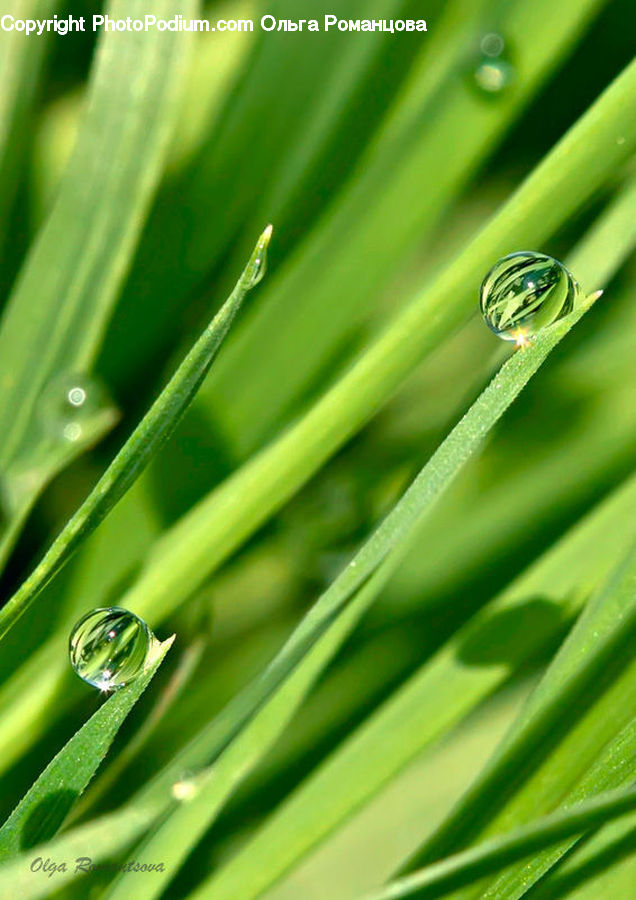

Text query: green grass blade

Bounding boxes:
[365,787,636,900]
[104,294,597,900]
[525,811,636,900]
[0,0,55,241]
[108,0,423,388]
[195,473,636,900]
[0,478,162,778]
[199,0,609,457]
[399,542,636,894]
[117,60,636,631]
[0,227,272,642]
[0,0,196,558]
[0,636,173,859]
[0,805,163,900]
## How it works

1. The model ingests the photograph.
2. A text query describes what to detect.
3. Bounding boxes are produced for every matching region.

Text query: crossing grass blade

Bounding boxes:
[116,59,636,631]
[192,474,636,900]
[0,227,272,642]
[0,803,164,900]
[397,542,636,898]
[101,290,598,900]
[365,786,636,900]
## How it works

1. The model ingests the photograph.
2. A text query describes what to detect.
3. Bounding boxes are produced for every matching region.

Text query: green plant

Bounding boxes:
[0,0,634,898]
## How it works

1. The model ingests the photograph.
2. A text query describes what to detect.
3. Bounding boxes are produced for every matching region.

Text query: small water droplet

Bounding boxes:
[69,607,156,691]
[471,32,514,95]
[616,136,625,145]
[480,251,580,345]
[37,373,113,444]
[243,224,273,290]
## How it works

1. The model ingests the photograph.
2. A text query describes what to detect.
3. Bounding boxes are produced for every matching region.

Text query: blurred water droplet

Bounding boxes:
[172,777,200,801]
[69,607,156,691]
[480,251,580,345]
[37,373,113,445]
[471,32,514,95]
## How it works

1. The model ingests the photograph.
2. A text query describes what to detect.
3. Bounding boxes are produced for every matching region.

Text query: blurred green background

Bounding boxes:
[0,0,634,896]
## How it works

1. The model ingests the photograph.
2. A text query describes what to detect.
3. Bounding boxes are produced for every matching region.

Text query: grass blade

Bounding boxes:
[104,292,598,900]
[398,542,636,895]
[365,787,636,900]
[0,0,55,240]
[0,636,174,858]
[198,0,610,457]
[525,812,636,900]
[0,0,196,564]
[195,473,636,900]
[0,804,164,900]
[119,59,636,630]
[0,227,272,642]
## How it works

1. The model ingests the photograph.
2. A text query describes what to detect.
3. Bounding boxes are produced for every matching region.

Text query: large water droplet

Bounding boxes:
[69,607,156,691]
[37,373,112,444]
[480,251,580,345]
[472,33,514,95]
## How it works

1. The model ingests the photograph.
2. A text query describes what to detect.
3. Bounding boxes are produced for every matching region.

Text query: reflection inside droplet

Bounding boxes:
[479,251,581,343]
[69,607,156,691]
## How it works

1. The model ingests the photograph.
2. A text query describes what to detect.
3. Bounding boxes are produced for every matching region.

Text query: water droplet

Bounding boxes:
[69,607,156,691]
[242,224,273,290]
[480,251,580,345]
[471,33,514,95]
[37,373,113,444]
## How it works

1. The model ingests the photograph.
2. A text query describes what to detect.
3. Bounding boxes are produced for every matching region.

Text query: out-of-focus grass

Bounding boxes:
[0,0,634,897]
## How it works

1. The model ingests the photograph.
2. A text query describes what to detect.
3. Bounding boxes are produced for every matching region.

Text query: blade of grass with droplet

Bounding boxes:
[189,473,636,900]
[0,0,196,567]
[0,110,632,804]
[0,227,272,642]
[0,636,174,859]
[364,786,636,900]
[397,542,636,898]
[197,0,610,458]
[71,637,206,821]
[114,59,636,630]
[102,293,598,900]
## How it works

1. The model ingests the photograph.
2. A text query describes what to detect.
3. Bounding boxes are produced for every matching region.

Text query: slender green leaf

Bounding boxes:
[0,226,272,642]
[526,811,636,900]
[0,637,174,858]
[106,292,598,899]
[196,473,636,900]
[0,479,163,778]
[0,804,165,900]
[0,0,56,239]
[365,787,636,900]
[198,0,609,457]
[106,0,424,388]
[398,542,636,897]
[119,60,636,629]
[0,0,196,565]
